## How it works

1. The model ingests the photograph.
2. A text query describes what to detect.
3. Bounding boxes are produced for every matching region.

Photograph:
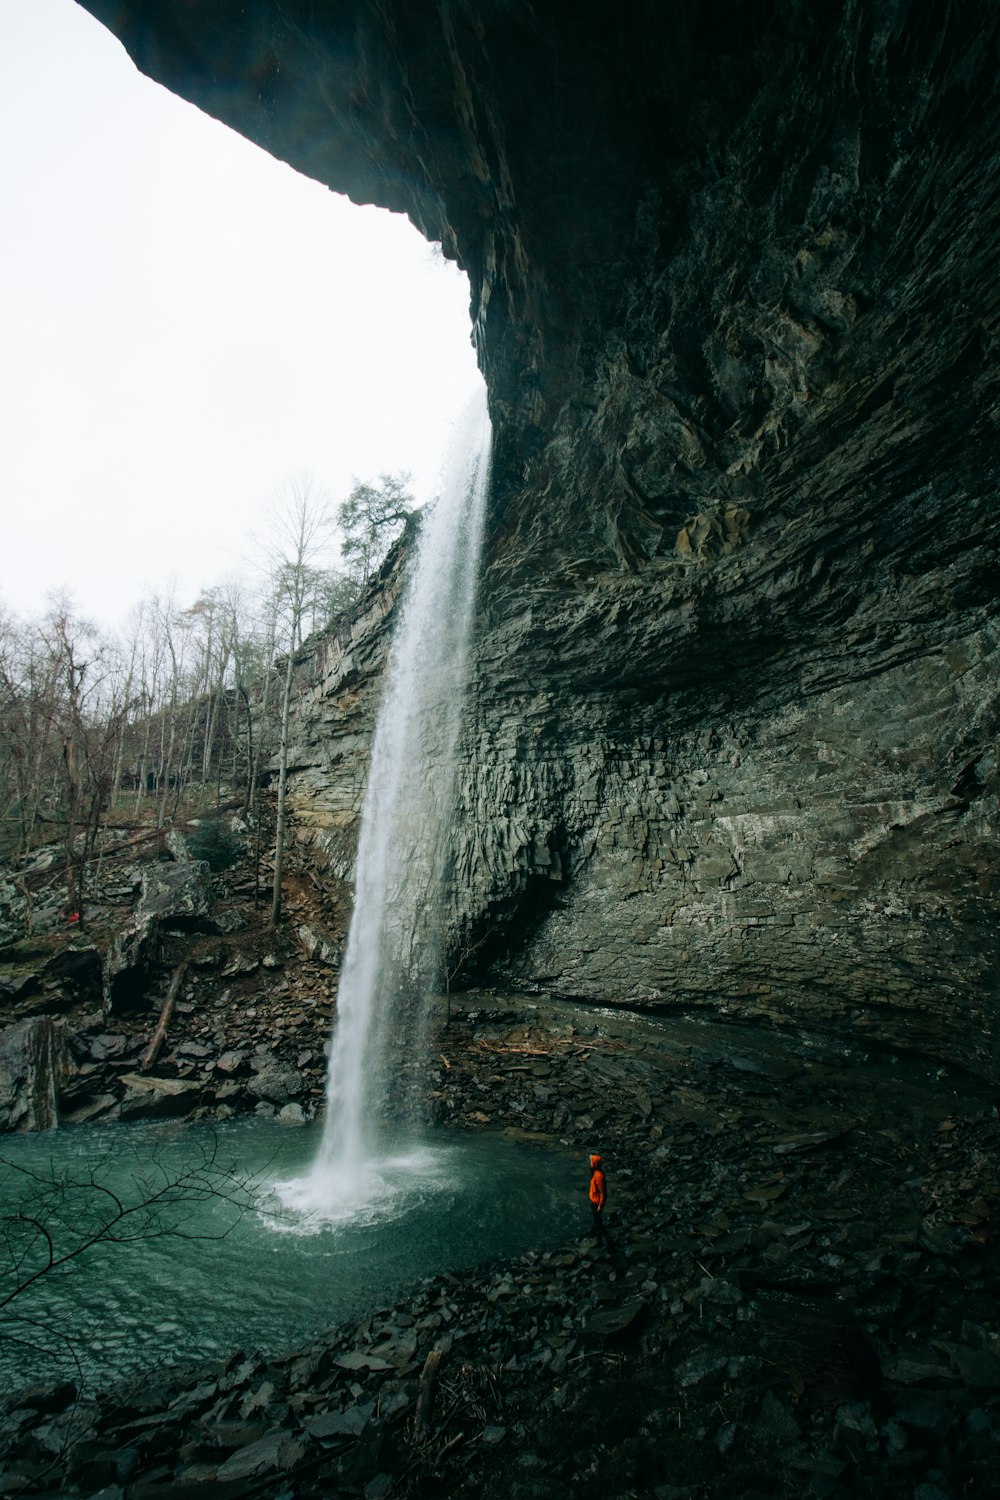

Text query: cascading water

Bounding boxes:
[278,388,492,1220]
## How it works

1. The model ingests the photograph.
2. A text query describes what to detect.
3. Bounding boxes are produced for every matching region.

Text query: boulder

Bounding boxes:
[103,862,212,1016]
[306,1402,374,1441]
[247,1064,306,1104]
[0,1018,68,1131]
[117,1073,202,1121]
[138,861,212,927]
[0,880,28,948]
[215,1430,296,1482]
[42,945,103,1005]
[103,915,161,1016]
[296,923,338,965]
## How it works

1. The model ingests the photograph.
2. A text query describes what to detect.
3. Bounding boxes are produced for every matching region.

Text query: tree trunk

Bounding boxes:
[63,735,81,917]
[269,648,296,929]
[238,685,255,813]
[134,711,152,819]
[413,1348,444,1440]
[140,962,189,1072]
[157,710,177,831]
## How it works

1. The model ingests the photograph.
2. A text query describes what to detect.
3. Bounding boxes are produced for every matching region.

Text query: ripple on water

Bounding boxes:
[0,1119,580,1392]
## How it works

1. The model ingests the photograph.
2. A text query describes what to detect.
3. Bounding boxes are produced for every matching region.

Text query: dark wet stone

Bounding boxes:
[370,1332,419,1369]
[334,1351,394,1373]
[891,1391,959,1439]
[675,1351,730,1388]
[0,1017,67,1131]
[881,1353,954,1385]
[118,1072,202,1121]
[67,1446,119,1490]
[8,1380,77,1414]
[965,1408,999,1459]
[948,1346,1000,1386]
[88,1033,129,1061]
[716,1420,737,1454]
[203,1420,266,1450]
[698,1277,743,1306]
[103,1443,141,1482]
[374,1385,412,1422]
[753,1391,801,1447]
[306,1402,375,1441]
[215,1430,298,1481]
[831,1402,878,1461]
[0,1475,49,1499]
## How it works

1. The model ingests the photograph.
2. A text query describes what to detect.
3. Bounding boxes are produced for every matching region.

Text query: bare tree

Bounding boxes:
[261,475,336,928]
[30,600,139,916]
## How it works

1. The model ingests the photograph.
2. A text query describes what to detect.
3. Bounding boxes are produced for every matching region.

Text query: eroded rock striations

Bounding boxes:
[80,1,1000,1075]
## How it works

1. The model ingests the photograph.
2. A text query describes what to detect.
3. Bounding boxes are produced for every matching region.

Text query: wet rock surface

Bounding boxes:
[0,1017,67,1131]
[2,992,997,1499]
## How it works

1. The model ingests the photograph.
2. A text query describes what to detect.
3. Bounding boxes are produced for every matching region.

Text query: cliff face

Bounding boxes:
[82,1,1000,1076]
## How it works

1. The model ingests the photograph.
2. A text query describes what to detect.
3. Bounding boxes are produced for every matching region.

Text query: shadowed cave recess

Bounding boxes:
[81,0,1000,1080]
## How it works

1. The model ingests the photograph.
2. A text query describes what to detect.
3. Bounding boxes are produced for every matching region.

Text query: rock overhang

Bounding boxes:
[76,0,1000,1073]
[76,3,1000,580]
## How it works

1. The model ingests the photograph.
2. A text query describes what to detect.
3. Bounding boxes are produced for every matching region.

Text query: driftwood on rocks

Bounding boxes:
[413,1347,444,1441]
[140,962,188,1072]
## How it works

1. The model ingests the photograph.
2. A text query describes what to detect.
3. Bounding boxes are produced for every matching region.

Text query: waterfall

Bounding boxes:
[296,389,491,1206]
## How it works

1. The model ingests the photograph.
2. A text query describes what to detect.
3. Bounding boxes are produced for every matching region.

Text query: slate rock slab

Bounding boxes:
[215,1430,301,1482]
[118,1073,201,1121]
[306,1401,375,1441]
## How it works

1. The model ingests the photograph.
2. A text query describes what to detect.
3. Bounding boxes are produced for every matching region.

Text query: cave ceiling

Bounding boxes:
[79,1,999,655]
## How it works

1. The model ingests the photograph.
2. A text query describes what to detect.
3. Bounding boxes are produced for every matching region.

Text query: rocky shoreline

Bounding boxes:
[1,987,997,1500]
[0,839,343,1134]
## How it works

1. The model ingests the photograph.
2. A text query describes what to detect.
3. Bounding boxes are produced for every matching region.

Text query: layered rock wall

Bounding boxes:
[456,623,999,1075]
[283,581,997,1076]
[81,0,1000,1075]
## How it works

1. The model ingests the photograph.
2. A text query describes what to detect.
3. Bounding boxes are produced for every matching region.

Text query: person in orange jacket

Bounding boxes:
[588,1153,613,1246]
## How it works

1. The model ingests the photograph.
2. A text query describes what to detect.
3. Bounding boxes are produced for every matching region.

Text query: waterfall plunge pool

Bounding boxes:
[0,1119,581,1393]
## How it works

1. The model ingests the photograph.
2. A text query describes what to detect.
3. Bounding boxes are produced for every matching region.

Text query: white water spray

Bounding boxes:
[279,390,491,1217]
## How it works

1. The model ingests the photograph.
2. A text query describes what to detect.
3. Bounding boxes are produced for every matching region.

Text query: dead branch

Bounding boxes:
[413,1346,445,1441]
[140,962,189,1072]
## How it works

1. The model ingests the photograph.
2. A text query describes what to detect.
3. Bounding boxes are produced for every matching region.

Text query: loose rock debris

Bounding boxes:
[1,988,998,1500]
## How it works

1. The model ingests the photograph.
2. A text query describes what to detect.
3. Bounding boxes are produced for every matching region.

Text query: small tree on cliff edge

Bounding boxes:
[264,475,335,929]
[338,472,416,594]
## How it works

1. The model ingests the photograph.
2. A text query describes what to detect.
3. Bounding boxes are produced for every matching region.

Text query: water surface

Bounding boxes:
[0,1119,578,1392]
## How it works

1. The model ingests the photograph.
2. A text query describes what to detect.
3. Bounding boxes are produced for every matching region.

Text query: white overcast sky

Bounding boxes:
[0,0,483,629]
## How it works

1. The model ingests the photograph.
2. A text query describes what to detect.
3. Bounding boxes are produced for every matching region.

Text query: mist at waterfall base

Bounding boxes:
[0,1119,580,1390]
[278,392,492,1224]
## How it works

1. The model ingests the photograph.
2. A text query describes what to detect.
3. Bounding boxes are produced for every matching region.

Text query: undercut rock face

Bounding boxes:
[82,0,1000,1075]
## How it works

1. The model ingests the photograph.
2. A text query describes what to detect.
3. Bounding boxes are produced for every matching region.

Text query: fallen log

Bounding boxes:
[413,1347,445,1441]
[140,962,189,1072]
